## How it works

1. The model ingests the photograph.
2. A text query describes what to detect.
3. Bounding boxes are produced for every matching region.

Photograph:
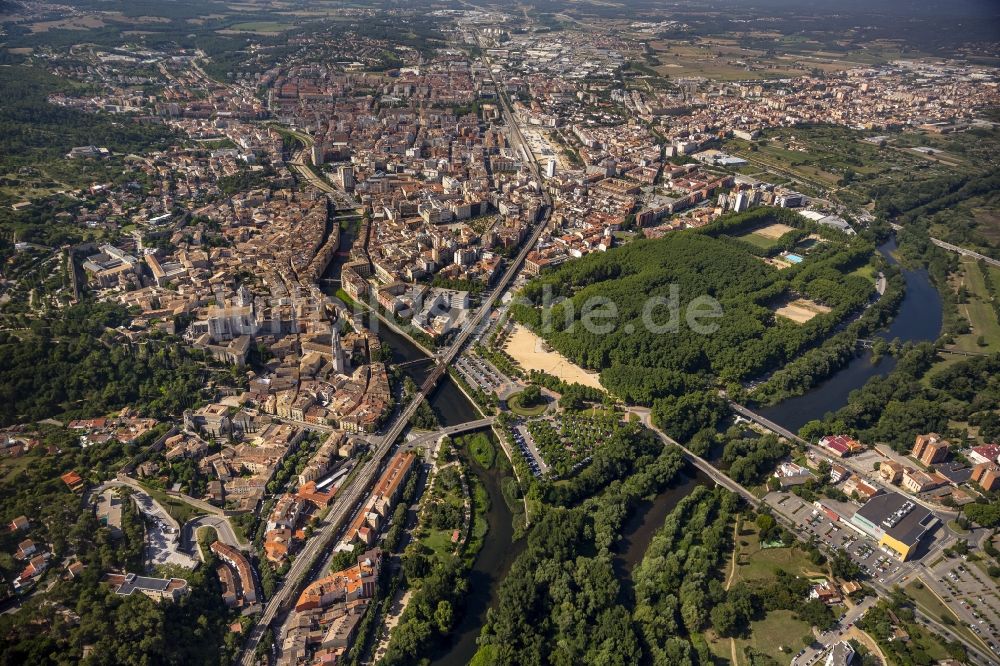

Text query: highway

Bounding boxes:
[236,41,552,664]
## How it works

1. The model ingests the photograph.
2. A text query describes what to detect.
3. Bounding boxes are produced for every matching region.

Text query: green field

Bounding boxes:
[737,609,813,662]
[737,230,783,250]
[420,527,456,559]
[0,455,35,484]
[226,21,293,33]
[952,257,1000,353]
[730,524,821,585]
[849,263,878,283]
[508,392,547,417]
[704,610,812,664]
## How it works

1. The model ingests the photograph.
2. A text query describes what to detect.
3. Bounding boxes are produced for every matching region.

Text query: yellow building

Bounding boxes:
[850,493,938,562]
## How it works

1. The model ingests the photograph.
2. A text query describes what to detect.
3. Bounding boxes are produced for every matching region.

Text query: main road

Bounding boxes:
[236,42,551,664]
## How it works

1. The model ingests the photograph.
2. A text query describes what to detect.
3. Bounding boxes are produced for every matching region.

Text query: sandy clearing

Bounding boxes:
[504,324,603,390]
[753,222,796,240]
[774,298,831,323]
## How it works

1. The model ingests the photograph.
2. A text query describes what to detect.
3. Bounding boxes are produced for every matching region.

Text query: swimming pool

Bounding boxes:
[785,253,804,263]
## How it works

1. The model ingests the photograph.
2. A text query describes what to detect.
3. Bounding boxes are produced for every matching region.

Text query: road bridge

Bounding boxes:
[856,339,990,357]
[402,417,496,450]
[728,401,957,521]
[728,401,807,445]
[889,223,1000,268]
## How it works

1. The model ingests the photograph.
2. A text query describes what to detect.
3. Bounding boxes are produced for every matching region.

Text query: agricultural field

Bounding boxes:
[723,125,958,206]
[221,21,294,34]
[646,38,841,81]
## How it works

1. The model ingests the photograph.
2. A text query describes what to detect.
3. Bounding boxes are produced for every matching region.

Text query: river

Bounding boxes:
[349,304,522,666]
[613,466,711,598]
[320,215,361,287]
[757,237,943,432]
[322,224,940,662]
[430,435,525,666]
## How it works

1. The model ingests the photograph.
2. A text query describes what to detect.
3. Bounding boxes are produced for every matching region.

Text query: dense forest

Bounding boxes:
[0,301,216,426]
[512,208,878,422]
[631,486,837,663]
[630,486,738,663]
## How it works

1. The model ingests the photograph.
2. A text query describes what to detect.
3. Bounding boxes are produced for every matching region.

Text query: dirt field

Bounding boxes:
[754,222,796,239]
[774,298,831,323]
[504,324,603,390]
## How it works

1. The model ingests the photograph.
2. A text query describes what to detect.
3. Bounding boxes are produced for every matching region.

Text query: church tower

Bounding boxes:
[331,320,346,374]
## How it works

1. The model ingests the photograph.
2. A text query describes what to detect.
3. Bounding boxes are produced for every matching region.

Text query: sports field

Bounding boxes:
[774,297,831,323]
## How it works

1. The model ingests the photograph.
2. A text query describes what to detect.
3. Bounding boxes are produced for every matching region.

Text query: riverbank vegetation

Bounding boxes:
[635,488,845,664]
[473,444,687,664]
[800,344,1000,451]
[876,167,1000,261]
[383,431,516,664]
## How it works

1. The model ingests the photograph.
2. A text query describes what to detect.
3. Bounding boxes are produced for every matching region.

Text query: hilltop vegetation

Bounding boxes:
[0,66,175,199]
[0,302,217,426]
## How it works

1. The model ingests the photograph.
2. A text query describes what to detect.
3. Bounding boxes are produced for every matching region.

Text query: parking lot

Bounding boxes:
[510,425,546,477]
[133,492,198,570]
[929,556,1000,654]
[765,491,908,584]
[455,352,516,397]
